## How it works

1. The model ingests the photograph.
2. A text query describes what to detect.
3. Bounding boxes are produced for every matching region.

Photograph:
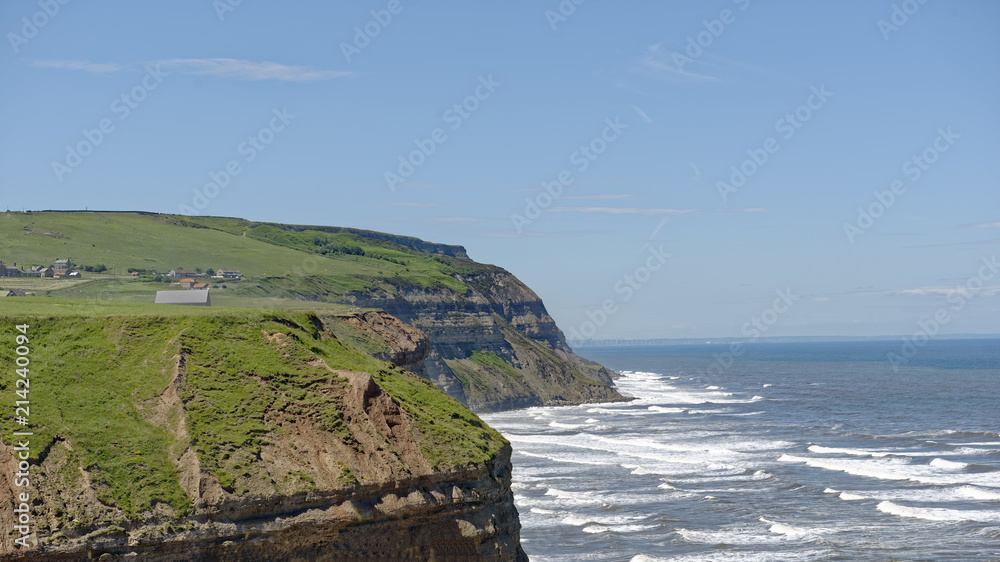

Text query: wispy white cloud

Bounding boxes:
[28,57,352,82]
[388,202,440,208]
[482,229,612,239]
[29,59,121,74]
[631,104,653,124]
[902,237,1000,249]
[550,206,768,216]
[970,221,1000,229]
[158,58,352,82]
[637,43,719,83]
[893,286,1000,298]
[420,216,485,223]
[560,194,637,201]
[550,206,696,216]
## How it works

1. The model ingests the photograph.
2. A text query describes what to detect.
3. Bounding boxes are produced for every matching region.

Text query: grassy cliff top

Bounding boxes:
[0,211,494,299]
[0,307,505,520]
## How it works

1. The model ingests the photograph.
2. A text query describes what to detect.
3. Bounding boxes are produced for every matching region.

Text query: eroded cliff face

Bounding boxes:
[349,268,625,412]
[0,313,527,561]
[0,441,525,561]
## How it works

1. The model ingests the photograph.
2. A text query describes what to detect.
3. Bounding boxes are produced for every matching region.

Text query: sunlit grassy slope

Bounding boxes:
[0,211,483,301]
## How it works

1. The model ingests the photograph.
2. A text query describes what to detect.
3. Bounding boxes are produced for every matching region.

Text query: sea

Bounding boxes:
[482,339,1000,561]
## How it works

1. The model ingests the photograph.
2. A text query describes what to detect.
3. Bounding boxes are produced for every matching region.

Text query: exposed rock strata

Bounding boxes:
[350,269,625,412]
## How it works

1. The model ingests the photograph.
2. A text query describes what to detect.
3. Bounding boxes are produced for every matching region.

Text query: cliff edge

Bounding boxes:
[0,310,527,560]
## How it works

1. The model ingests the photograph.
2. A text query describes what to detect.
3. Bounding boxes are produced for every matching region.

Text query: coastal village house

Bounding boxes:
[216,269,244,279]
[4,289,27,297]
[1,258,77,278]
[167,269,200,278]
[155,290,211,306]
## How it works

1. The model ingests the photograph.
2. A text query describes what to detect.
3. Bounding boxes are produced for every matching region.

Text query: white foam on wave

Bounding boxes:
[519,450,618,467]
[548,421,583,430]
[529,507,556,516]
[877,501,1000,522]
[543,487,603,506]
[824,485,1000,504]
[760,517,827,538]
[808,445,892,457]
[763,384,774,388]
[648,405,686,413]
[823,487,839,494]
[706,385,722,390]
[930,458,968,471]
[677,525,797,546]
[586,406,659,416]
[651,551,834,562]
[957,486,1000,501]
[809,444,976,459]
[778,454,1000,488]
[585,418,599,423]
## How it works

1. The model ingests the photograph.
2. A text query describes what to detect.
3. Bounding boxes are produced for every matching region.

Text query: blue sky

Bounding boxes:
[1,0,998,339]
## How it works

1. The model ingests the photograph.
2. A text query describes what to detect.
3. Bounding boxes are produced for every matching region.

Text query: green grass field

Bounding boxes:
[0,211,481,304]
[0,278,92,292]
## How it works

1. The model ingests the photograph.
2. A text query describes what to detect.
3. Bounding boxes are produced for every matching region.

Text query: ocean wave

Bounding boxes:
[808,445,893,457]
[648,405,687,413]
[958,486,1000,501]
[930,458,969,471]
[877,501,1000,522]
[647,551,835,562]
[778,454,1000,488]
[543,487,603,506]
[760,517,831,538]
[519,450,617,467]
[824,485,1000,504]
[582,523,658,534]
[548,421,583,430]
[677,524,813,546]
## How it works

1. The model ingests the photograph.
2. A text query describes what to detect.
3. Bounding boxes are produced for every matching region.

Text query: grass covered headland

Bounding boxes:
[0,302,506,527]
